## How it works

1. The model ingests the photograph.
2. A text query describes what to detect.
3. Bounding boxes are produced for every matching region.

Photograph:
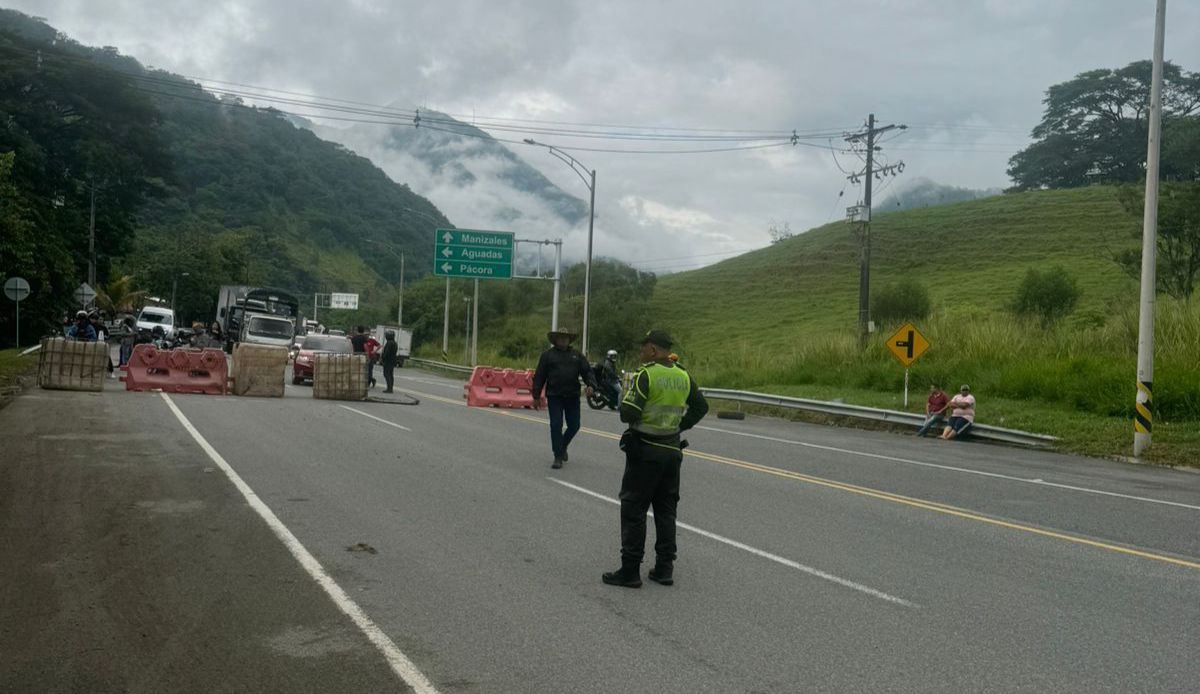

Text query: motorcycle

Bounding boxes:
[587,364,622,411]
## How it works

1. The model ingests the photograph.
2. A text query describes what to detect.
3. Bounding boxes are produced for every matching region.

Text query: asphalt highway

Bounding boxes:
[3,367,1198,693]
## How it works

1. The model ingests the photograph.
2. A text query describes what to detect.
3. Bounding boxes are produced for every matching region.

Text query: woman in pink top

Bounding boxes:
[941,384,976,440]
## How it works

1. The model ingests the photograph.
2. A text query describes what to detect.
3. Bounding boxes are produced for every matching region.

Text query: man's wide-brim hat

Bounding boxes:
[547,329,578,342]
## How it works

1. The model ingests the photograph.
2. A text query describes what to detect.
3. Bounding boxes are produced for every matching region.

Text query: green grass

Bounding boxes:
[0,348,38,394]
[708,382,1199,468]
[653,187,1140,351]
[649,186,1198,465]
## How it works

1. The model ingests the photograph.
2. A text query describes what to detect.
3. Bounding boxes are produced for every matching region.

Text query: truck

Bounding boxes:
[373,325,413,367]
[216,285,301,351]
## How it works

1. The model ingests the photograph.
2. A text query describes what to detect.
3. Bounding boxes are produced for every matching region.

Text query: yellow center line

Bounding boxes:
[403,386,1200,572]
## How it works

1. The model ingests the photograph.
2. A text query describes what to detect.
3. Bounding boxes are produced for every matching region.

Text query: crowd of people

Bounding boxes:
[63,310,230,377]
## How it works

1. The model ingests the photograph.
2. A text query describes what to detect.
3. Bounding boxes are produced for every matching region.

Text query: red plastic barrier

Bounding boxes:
[464,366,545,409]
[120,344,228,395]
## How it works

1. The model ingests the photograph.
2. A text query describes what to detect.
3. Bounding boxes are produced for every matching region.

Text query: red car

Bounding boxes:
[292,335,353,384]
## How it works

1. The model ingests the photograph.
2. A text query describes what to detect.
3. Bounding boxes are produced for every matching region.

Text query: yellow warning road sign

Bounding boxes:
[886,322,930,367]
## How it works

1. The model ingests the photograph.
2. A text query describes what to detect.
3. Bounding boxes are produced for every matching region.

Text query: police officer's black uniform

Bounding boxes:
[603,330,708,588]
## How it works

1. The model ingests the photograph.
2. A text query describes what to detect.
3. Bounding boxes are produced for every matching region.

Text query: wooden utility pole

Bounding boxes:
[845,114,906,346]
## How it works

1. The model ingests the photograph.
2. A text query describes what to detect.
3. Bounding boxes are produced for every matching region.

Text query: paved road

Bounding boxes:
[3,367,1198,693]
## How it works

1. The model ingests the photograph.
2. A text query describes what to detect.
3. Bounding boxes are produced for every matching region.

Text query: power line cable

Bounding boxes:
[14,46,844,144]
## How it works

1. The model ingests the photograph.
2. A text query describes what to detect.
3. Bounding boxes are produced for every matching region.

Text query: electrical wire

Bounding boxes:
[14,45,846,145]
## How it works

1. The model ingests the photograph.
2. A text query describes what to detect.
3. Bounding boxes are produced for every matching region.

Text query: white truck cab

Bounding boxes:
[136,306,176,338]
[241,314,295,348]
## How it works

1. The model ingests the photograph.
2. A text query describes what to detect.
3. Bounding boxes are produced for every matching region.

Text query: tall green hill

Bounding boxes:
[653,186,1140,354]
[0,10,450,329]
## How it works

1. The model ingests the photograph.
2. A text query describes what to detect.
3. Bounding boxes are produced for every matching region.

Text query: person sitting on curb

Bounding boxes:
[916,384,949,437]
[941,384,976,440]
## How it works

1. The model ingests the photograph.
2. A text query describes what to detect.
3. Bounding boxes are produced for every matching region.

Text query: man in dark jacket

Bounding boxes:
[380,330,399,393]
[531,329,598,469]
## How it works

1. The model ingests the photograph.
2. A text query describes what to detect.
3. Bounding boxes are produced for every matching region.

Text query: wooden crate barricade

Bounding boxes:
[312,353,368,401]
[38,337,108,392]
[231,343,288,397]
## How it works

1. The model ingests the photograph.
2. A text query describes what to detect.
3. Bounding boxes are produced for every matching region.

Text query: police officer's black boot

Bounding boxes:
[601,560,642,588]
[647,562,673,586]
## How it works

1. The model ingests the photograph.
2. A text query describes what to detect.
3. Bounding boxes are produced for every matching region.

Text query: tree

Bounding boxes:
[871,279,931,325]
[1011,267,1081,326]
[1008,61,1200,190]
[95,275,147,315]
[768,221,794,244]
[1114,183,1200,300]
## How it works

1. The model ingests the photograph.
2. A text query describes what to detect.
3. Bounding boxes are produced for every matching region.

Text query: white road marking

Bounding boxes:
[160,393,438,693]
[340,406,413,432]
[550,478,918,608]
[696,425,1200,512]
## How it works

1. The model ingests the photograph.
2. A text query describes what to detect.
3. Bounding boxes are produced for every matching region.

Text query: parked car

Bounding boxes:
[292,334,353,384]
[136,306,176,339]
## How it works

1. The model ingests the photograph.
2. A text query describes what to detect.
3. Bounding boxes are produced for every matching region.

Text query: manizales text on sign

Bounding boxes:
[433,229,514,279]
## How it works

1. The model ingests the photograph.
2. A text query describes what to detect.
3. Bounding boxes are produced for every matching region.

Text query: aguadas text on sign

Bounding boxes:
[433,229,514,279]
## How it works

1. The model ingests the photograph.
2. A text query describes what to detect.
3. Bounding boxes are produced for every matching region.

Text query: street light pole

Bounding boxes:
[551,239,562,331]
[582,169,595,357]
[471,278,479,366]
[443,277,450,359]
[88,184,96,289]
[462,296,471,363]
[524,138,596,356]
[398,252,404,327]
[1134,0,1167,458]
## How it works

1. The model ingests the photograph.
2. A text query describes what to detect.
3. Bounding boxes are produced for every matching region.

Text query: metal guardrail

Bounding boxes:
[404,361,1057,448]
[408,357,474,375]
[701,388,1058,448]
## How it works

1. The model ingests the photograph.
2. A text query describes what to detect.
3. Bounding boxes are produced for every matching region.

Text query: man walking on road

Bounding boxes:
[603,330,708,589]
[531,329,597,469]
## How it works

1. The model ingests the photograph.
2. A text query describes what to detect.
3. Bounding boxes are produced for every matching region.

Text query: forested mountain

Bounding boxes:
[0,9,449,338]
[310,109,588,236]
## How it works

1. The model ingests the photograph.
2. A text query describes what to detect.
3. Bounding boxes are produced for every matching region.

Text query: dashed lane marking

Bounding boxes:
[551,478,918,607]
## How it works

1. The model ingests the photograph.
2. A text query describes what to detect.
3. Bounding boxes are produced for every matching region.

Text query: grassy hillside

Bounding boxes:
[653,186,1139,353]
[648,186,1197,465]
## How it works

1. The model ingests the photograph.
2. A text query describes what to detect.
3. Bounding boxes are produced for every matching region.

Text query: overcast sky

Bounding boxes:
[14,1,1200,271]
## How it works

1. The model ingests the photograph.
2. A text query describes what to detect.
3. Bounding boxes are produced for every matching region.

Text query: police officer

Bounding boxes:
[603,330,708,588]
[531,329,597,469]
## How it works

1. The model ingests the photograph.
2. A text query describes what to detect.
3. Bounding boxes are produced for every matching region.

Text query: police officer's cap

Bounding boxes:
[641,330,674,349]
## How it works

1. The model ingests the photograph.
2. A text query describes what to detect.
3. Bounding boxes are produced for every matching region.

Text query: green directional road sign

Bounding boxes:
[433,228,514,279]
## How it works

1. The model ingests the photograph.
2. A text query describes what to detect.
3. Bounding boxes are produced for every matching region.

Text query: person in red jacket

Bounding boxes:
[364,331,381,388]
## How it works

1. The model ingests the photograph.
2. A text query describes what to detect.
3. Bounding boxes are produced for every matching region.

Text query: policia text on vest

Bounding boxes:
[603,330,709,589]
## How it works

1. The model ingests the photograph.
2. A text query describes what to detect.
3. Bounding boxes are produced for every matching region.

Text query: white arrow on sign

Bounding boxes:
[441,247,453,258]
[441,262,453,273]
[442,231,454,243]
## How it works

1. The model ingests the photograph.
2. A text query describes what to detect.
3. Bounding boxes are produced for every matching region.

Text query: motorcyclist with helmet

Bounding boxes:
[600,349,622,407]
